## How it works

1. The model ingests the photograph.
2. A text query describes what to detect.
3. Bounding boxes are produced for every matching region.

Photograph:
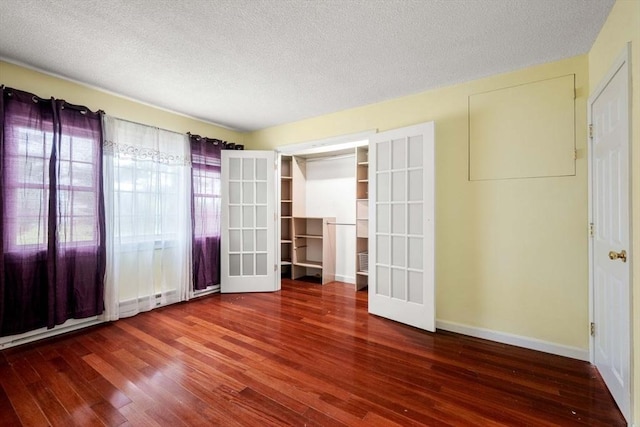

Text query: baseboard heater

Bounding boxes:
[0,317,103,350]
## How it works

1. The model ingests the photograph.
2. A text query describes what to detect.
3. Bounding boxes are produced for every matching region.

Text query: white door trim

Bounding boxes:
[276,130,374,156]
[587,42,633,422]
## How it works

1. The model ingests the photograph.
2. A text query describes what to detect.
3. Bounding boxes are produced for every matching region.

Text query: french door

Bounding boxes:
[369,122,435,331]
[221,150,278,293]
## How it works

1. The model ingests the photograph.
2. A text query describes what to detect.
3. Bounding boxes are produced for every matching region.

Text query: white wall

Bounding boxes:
[304,155,356,283]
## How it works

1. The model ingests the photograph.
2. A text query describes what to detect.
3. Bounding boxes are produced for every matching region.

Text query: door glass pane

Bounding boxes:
[392,268,406,300]
[391,204,405,234]
[392,138,406,170]
[256,182,267,203]
[377,235,389,265]
[408,203,423,235]
[230,254,241,276]
[243,206,254,227]
[229,206,241,228]
[392,236,405,267]
[377,172,390,201]
[376,204,389,233]
[242,182,254,204]
[408,271,423,303]
[242,158,254,180]
[256,253,267,275]
[392,171,406,201]
[256,158,267,180]
[408,237,423,269]
[408,170,423,202]
[256,206,267,227]
[256,229,267,251]
[377,141,390,171]
[229,230,241,252]
[408,135,423,168]
[242,254,254,275]
[242,229,254,251]
[229,158,241,180]
[376,265,389,296]
[229,182,241,204]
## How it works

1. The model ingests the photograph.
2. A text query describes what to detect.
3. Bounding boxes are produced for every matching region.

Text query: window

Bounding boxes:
[192,152,221,236]
[5,126,100,250]
[112,157,181,245]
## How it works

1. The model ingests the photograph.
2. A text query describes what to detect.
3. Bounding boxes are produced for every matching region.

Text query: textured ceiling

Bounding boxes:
[0,0,614,132]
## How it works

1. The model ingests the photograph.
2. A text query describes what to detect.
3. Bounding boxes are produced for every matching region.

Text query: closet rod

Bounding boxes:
[302,153,355,163]
[327,222,356,226]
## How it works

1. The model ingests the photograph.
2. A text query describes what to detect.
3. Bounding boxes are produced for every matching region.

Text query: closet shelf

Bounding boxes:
[281,176,292,180]
[281,216,293,219]
[294,260,323,269]
[281,199,292,203]
[295,234,322,239]
[281,239,292,243]
[281,260,292,265]
[355,146,369,291]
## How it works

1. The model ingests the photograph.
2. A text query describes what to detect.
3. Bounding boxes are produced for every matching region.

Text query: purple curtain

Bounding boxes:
[0,87,106,336]
[190,135,223,290]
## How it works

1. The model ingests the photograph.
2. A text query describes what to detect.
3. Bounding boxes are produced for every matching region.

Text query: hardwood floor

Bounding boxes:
[0,279,625,426]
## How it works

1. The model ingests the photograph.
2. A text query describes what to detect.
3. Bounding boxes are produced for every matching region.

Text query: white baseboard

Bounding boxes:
[335,274,355,284]
[436,320,589,361]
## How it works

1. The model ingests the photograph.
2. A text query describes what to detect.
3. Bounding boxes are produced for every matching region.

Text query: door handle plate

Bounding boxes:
[608,250,627,263]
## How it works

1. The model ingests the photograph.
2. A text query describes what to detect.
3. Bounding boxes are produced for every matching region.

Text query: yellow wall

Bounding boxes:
[0,61,243,142]
[248,55,590,350]
[589,0,640,423]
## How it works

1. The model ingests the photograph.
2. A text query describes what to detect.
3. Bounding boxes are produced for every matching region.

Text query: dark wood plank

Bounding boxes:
[0,279,626,426]
[0,383,22,427]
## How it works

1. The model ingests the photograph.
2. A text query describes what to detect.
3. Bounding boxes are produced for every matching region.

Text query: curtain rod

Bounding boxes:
[107,114,188,138]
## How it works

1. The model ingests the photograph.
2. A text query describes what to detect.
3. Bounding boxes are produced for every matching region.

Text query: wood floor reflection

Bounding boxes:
[0,279,625,426]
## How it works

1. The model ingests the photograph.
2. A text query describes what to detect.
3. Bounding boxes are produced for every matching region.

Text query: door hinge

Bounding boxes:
[274,264,277,272]
[573,149,578,160]
[588,124,593,139]
[590,322,595,337]
[589,223,594,237]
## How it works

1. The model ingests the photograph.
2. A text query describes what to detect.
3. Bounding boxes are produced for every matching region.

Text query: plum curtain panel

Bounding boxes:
[0,87,106,336]
[189,135,223,290]
[102,116,192,320]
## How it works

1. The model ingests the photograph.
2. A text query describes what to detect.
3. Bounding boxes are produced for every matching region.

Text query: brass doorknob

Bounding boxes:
[608,250,627,263]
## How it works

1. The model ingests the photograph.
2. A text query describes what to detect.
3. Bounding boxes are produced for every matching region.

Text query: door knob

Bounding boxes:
[608,250,627,263]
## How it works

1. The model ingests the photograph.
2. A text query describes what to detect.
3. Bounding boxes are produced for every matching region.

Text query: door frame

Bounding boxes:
[587,43,633,420]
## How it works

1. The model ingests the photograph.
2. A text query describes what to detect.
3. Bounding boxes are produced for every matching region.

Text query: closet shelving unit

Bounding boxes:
[292,216,335,284]
[279,146,368,288]
[280,155,293,278]
[355,146,369,290]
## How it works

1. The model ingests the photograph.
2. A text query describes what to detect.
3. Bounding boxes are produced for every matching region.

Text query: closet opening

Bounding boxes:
[277,131,373,290]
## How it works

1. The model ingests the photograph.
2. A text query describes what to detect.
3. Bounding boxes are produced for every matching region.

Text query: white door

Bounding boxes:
[221,150,278,293]
[589,46,631,422]
[369,122,435,331]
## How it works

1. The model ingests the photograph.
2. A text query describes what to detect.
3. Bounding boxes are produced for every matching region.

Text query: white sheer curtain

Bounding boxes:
[102,116,192,320]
